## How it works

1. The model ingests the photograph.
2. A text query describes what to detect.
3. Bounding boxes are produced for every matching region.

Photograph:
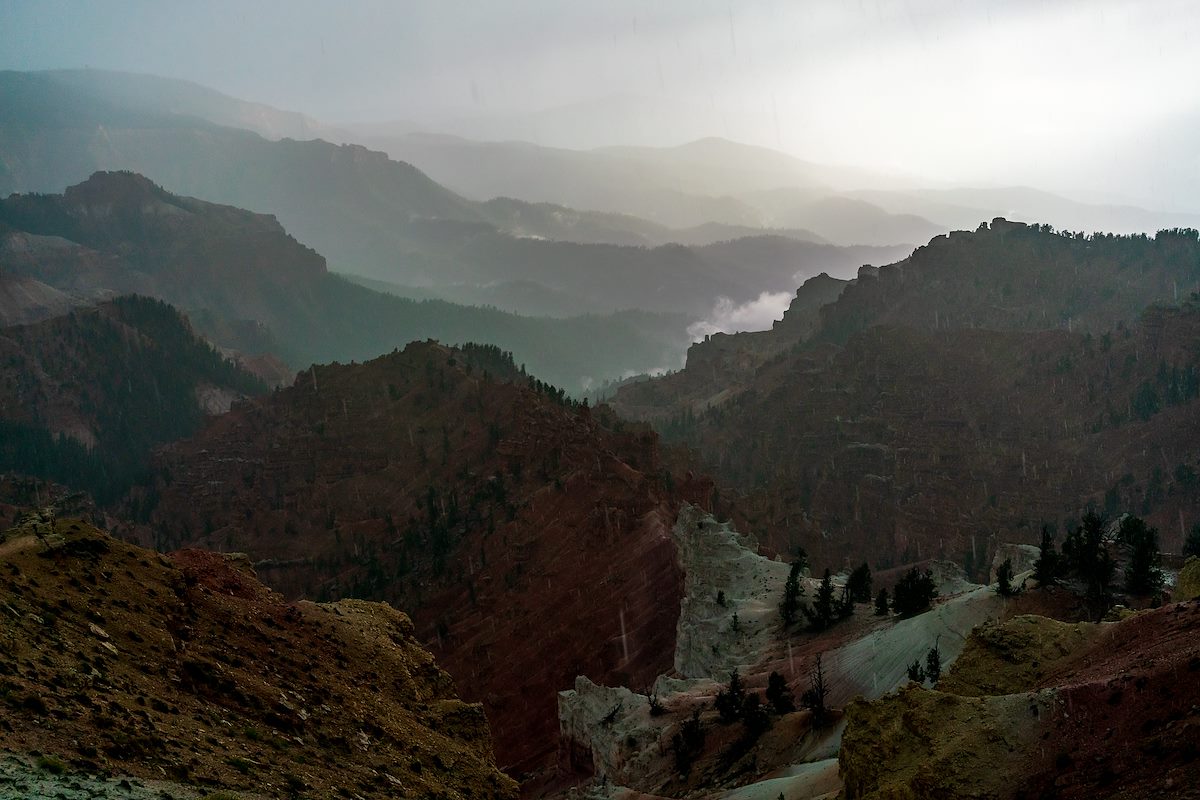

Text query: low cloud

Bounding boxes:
[687,291,793,341]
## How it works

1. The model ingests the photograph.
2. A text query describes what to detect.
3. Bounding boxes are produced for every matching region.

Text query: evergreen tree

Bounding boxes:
[846,562,873,603]
[835,584,855,620]
[1063,511,1116,620]
[672,709,705,775]
[996,557,1016,596]
[765,671,795,714]
[906,659,926,683]
[1120,516,1164,595]
[925,641,942,685]
[1034,525,1061,585]
[1184,523,1200,558]
[892,567,938,616]
[874,588,890,616]
[803,569,837,631]
[779,559,805,626]
[800,653,829,727]
[740,693,772,740]
[715,670,746,723]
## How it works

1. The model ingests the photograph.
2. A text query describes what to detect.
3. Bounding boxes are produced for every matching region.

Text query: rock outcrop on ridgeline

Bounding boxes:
[0,515,516,799]
[129,341,712,775]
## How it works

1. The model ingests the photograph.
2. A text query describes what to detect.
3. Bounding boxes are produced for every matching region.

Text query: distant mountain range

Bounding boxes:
[365,131,1200,244]
[0,70,909,321]
[0,172,694,391]
[360,132,945,243]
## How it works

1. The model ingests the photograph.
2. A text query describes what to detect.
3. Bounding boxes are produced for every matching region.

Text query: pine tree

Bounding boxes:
[672,709,705,775]
[906,659,926,683]
[740,693,772,740]
[996,557,1015,596]
[715,670,746,723]
[803,569,837,631]
[779,559,805,626]
[800,653,829,727]
[1184,523,1200,558]
[925,641,942,685]
[1063,511,1116,620]
[835,583,855,620]
[892,567,938,616]
[765,671,795,714]
[1121,516,1164,596]
[1034,525,1061,585]
[846,562,873,603]
[874,588,890,616]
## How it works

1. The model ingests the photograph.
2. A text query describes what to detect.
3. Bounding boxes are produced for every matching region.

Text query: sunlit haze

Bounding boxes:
[3,0,1199,210]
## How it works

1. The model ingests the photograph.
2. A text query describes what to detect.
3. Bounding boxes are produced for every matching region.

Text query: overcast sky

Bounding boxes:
[3,0,1198,208]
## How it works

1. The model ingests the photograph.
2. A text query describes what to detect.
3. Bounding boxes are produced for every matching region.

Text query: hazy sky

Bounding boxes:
[3,0,1198,207]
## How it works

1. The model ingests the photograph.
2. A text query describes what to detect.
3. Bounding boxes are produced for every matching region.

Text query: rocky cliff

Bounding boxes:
[555,505,1007,799]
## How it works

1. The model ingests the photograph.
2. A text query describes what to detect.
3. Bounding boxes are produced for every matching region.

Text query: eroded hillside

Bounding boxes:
[0,514,516,799]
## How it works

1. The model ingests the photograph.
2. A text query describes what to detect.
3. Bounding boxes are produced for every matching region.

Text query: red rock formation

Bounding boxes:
[130,341,711,775]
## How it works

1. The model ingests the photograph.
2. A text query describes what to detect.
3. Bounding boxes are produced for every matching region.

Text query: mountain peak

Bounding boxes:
[63,170,176,210]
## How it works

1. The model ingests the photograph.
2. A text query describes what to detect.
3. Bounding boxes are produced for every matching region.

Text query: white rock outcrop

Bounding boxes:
[671,503,792,680]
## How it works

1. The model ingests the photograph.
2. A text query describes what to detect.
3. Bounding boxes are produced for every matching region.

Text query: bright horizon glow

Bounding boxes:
[2,0,1198,210]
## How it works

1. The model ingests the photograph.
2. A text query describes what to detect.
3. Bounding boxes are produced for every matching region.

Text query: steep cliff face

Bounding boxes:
[0,515,516,799]
[841,602,1200,799]
[670,504,791,680]
[129,341,711,774]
